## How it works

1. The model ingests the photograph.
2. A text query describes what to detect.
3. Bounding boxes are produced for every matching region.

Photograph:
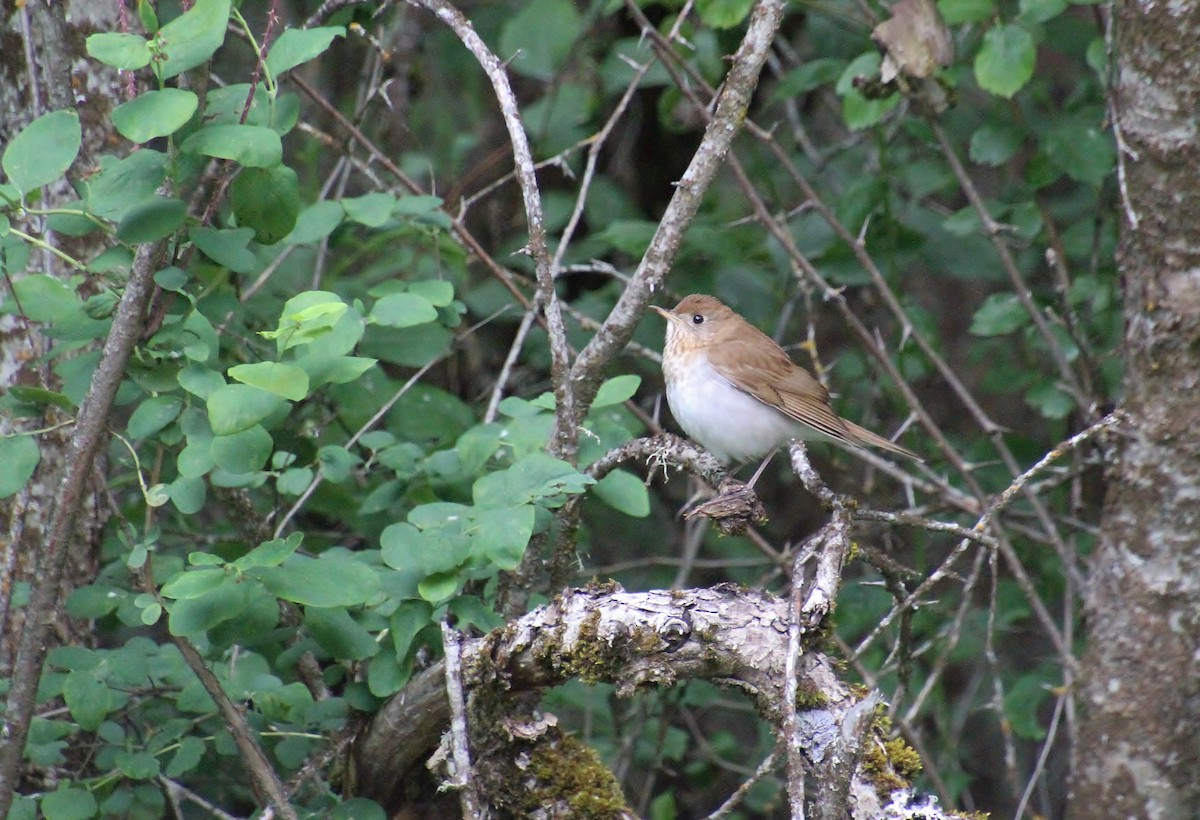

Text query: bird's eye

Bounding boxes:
[691,314,704,325]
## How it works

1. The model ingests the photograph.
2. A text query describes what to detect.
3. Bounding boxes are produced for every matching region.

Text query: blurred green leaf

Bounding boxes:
[232,165,300,244]
[0,435,39,499]
[1,110,80,196]
[158,0,232,79]
[264,26,346,77]
[111,89,198,142]
[975,25,1036,98]
[499,0,582,80]
[228,362,310,402]
[87,32,151,70]
[181,124,282,168]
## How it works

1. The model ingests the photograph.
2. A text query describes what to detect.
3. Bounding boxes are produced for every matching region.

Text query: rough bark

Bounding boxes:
[352,585,931,817]
[0,1,122,669]
[1070,1,1200,817]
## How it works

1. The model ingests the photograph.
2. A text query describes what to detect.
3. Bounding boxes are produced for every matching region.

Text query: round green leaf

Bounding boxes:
[112,89,199,143]
[0,435,40,499]
[209,425,274,473]
[167,578,249,638]
[158,0,233,79]
[207,383,287,435]
[939,0,996,24]
[593,469,651,518]
[231,165,300,244]
[166,737,206,777]
[40,787,98,820]
[499,0,582,80]
[127,395,184,439]
[86,32,152,70]
[417,572,460,604]
[264,26,346,77]
[697,0,754,28]
[975,24,1036,99]
[116,197,188,243]
[228,361,310,401]
[190,226,258,274]
[2,110,81,195]
[169,475,207,514]
[283,200,345,244]
[254,555,381,607]
[62,670,112,731]
[9,274,79,323]
[472,505,536,569]
[116,750,161,780]
[369,292,438,328]
[592,374,641,407]
[161,568,228,600]
[180,124,283,168]
[306,606,380,661]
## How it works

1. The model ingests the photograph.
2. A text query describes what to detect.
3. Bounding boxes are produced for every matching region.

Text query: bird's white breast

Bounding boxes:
[663,349,800,463]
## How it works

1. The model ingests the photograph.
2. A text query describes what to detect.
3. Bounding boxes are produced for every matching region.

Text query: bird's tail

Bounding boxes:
[843,419,923,462]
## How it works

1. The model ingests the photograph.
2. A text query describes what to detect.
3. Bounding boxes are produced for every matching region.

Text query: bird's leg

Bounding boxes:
[744,447,779,489]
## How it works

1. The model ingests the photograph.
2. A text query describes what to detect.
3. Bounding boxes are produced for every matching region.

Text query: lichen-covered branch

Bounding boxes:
[352,585,933,816]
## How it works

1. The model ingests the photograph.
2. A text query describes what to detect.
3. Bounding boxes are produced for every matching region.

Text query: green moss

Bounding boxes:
[556,609,623,684]
[513,733,630,818]
[860,708,923,798]
[795,681,831,709]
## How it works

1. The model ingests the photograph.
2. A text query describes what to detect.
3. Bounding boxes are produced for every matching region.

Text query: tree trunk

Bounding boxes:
[0,0,120,670]
[1070,2,1200,817]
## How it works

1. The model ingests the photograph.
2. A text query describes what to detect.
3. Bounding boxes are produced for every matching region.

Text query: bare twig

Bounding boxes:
[440,621,484,818]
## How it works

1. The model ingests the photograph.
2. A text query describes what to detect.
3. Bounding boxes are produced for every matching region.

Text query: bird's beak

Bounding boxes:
[650,305,677,323]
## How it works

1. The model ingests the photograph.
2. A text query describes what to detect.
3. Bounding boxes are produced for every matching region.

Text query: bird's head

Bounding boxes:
[651,294,738,352]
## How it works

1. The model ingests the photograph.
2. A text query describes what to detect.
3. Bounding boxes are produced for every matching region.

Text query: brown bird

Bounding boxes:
[652,294,920,466]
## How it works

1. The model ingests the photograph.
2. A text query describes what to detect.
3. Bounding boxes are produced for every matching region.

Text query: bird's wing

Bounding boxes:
[707,333,854,443]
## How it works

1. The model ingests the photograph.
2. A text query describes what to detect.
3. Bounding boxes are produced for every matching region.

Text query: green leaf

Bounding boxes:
[1020,0,1067,22]
[231,165,300,244]
[161,568,227,600]
[393,194,445,218]
[65,585,120,619]
[62,670,112,731]
[970,293,1029,336]
[975,25,1036,99]
[370,292,438,328]
[86,32,152,70]
[115,197,188,243]
[111,89,198,143]
[168,578,249,637]
[970,123,1023,166]
[158,0,233,79]
[390,600,433,661]
[367,645,412,697]
[8,386,74,411]
[254,555,381,607]
[8,274,79,323]
[169,475,206,514]
[228,362,310,402]
[2,110,81,196]
[154,266,189,292]
[472,506,536,569]
[473,453,595,508]
[115,750,161,780]
[180,124,283,168]
[0,435,40,499]
[207,383,287,435]
[1042,120,1114,185]
[283,200,344,244]
[771,59,845,101]
[592,374,641,408]
[697,0,754,28]
[938,0,996,23]
[40,786,98,820]
[417,572,460,604]
[306,607,379,661]
[230,533,303,571]
[1026,380,1074,419]
[178,363,225,398]
[456,424,503,474]
[166,737,205,777]
[836,53,900,129]
[408,279,455,307]
[499,0,582,80]
[261,291,348,354]
[127,395,184,439]
[209,426,274,474]
[84,149,168,221]
[342,192,397,227]
[264,26,346,76]
[593,469,651,518]
[190,226,258,274]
